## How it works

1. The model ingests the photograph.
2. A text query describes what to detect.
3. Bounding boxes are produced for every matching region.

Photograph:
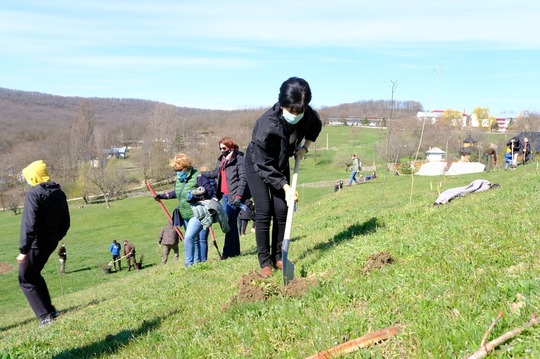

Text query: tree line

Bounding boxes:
[8,86,537,211]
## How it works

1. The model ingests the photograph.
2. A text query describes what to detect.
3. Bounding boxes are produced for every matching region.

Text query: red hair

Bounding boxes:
[219,137,239,151]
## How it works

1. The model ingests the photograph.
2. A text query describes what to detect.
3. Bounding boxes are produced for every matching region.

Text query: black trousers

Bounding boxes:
[245,156,288,269]
[18,244,57,320]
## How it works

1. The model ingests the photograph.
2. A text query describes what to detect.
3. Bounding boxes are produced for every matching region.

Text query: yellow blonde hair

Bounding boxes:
[169,153,191,171]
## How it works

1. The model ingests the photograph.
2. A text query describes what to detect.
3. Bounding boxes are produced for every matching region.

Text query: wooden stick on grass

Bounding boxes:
[304,325,401,359]
[466,313,539,359]
[480,310,504,348]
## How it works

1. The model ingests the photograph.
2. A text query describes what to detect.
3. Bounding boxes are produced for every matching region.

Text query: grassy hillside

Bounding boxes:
[1,127,539,358]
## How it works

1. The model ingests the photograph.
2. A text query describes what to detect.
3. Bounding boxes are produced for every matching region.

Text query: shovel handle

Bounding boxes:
[209,226,223,260]
[147,183,184,241]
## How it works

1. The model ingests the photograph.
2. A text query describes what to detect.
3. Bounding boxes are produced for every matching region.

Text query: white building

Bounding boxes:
[426,147,446,162]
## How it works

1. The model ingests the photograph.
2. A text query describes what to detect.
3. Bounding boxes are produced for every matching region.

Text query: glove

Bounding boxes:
[154,194,164,201]
[284,184,295,206]
[231,197,242,207]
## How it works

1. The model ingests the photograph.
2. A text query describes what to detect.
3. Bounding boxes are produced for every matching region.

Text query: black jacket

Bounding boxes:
[19,182,70,254]
[201,150,250,204]
[246,103,322,190]
[506,137,521,152]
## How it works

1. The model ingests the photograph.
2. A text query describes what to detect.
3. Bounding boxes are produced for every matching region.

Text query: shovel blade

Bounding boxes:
[283,257,295,286]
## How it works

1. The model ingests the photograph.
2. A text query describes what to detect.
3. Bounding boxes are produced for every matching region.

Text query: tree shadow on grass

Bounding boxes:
[301,217,382,258]
[52,309,179,359]
[66,266,94,274]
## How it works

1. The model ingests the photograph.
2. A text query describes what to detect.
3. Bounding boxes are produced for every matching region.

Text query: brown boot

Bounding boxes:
[261,266,272,278]
[275,260,283,270]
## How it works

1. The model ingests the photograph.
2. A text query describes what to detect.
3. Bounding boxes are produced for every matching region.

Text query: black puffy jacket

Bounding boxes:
[201,150,250,204]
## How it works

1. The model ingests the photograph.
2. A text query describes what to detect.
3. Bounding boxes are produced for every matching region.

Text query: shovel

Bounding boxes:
[209,226,223,260]
[282,156,300,286]
[147,183,184,241]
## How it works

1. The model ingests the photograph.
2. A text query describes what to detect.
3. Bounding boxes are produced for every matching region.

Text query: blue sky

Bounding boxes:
[1,1,539,116]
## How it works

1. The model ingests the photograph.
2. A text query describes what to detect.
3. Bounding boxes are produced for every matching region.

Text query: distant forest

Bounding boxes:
[0,86,423,159]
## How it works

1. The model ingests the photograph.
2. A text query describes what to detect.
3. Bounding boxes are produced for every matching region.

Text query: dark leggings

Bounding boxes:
[245,158,288,268]
[18,245,57,320]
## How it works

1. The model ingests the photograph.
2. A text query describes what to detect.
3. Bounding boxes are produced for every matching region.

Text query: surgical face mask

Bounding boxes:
[282,109,304,125]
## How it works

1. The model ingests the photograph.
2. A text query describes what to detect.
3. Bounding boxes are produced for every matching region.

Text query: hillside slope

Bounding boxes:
[0,162,539,357]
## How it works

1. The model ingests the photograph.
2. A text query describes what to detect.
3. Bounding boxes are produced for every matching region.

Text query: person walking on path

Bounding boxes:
[123,240,138,271]
[245,77,322,278]
[17,160,70,328]
[57,242,67,274]
[109,240,122,271]
[348,154,361,186]
[200,137,250,259]
[159,223,180,264]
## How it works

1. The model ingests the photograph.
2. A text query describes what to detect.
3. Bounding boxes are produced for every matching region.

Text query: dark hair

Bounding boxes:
[278,77,312,114]
[219,137,239,151]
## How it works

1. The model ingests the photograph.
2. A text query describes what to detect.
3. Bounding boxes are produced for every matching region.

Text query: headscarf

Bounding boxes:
[22,160,50,187]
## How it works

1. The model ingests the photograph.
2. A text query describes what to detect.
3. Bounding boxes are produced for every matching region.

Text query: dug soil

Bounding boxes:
[362,251,394,273]
[230,270,318,305]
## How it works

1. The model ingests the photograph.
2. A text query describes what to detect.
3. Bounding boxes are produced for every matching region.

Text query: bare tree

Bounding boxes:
[82,159,128,208]
[70,100,96,165]
[148,103,177,142]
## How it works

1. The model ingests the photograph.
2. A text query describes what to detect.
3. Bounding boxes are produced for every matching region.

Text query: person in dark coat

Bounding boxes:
[17,160,70,327]
[200,137,250,259]
[57,242,67,274]
[506,136,521,169]
[238,199,256,236]
[521,137,531,164]
[123,240,138,271]
[244,77,322,277]
[159,223,180,264]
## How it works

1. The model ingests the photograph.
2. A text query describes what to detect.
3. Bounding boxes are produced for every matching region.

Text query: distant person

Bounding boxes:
[334,181,340,192]
[238,199,256,236]
[123,240,138,271]
[200,137,250,259]
[506,136,521,169]
[57,242,67,274]
[159,223,180,264]
[17,160,70,328]
[339,179,344,189]
[483,147,498,170]
[109,239,122,271]
[348,154,361,186]
[245,76,322,277]
[522,137,531,165]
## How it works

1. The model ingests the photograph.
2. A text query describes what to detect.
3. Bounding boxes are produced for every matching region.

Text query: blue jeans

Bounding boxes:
[221,194,241,259]
[349,171,358,185]
[183,217,208,267]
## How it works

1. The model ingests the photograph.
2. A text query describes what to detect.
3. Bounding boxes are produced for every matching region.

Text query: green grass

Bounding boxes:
[1,127,539,358]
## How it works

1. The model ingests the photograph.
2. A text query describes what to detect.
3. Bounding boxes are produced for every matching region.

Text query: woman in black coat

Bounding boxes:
[200,137,249,259]
[244,77,322,277]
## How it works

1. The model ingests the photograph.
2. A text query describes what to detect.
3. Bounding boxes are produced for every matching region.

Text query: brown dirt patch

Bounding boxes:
[362,251,394,273]
[284,276,318,298]
[229,271,318,305]
[0,262,15,275]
